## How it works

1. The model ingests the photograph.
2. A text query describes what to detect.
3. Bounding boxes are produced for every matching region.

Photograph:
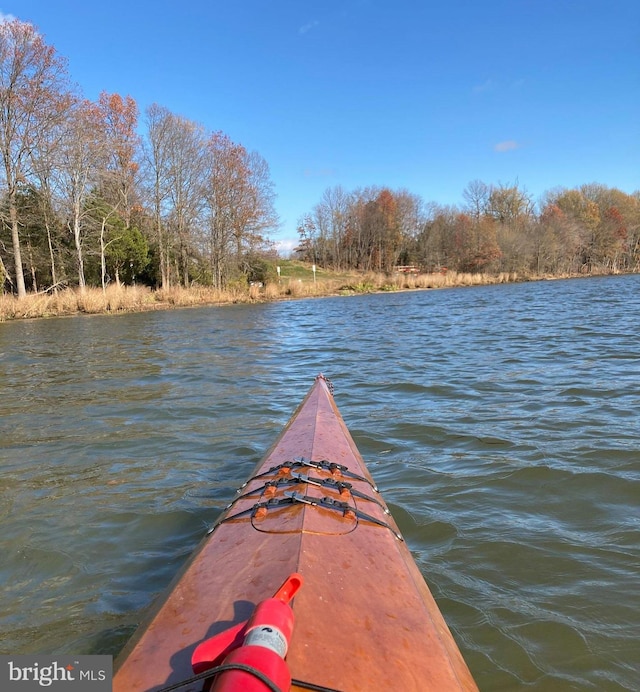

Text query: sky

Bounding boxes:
[7,0,640,253]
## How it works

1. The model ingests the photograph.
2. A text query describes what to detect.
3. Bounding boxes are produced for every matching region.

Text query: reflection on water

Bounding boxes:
[1,275,639,690]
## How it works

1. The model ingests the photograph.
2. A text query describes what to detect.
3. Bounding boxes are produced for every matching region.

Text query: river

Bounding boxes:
[1,275,638,690]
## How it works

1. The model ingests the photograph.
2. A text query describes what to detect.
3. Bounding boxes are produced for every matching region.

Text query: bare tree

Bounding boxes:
[201,131,241,287]
[141,103,173,288]
[97,92,140,228]
[394,189,425,264]
[164,116,207,287]
[241,149,279,254]
[462,180,490,220]
[0,19,71,296]
[57,99,108,290]
[487,182,534,224]
[487,182,535,271]
[89,93,141,287]
[201,133,278,286]
[28,95,76,292]
[319,185,351,269]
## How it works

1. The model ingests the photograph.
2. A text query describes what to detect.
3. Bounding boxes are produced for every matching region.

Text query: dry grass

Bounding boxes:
[0,285,157,321]
[0,270,524,322]
[383,270,519,290]
[336,270,520,293]
[155,285,225,306]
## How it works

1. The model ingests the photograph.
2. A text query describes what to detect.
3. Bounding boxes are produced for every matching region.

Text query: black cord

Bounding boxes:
[153,662,281,692]
[152,663,346,692]
[292,678,345,692]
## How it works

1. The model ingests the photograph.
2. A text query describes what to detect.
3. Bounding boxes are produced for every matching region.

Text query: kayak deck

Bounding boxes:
[114,375,477,691]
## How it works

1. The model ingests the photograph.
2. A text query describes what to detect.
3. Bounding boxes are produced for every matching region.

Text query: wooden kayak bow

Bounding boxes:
[113,375,478,692]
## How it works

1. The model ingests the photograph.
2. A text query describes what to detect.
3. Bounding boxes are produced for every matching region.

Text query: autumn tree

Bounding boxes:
[486,183,534,224]
[0,19,72,296]
[546,187,602,271]
[55,98,110,290]
[97,92,139,227]
[322,185,351,268]
[201,132,278,287]
[393,190,425,265]
[141,103,174,288]
[27,108,72,291]
[414,204,456,270]
[345,189,376,270]
[297,186,425,273]
[419,208,500,272]
[462,180,490,220]
[164,116,207,287]
[201,131,245,287]
[245,150,278,249]
[535,203,576,274]
[296,186,352,269]
[580,184,640,271]
[484,182,533,271]
[90,92,142,285]
[378,189,402,271]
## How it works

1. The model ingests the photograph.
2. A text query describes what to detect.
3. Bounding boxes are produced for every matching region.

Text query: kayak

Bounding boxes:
[113,375,478,691]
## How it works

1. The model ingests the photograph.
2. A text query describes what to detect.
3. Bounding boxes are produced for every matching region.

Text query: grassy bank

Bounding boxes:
[0,266,519,322]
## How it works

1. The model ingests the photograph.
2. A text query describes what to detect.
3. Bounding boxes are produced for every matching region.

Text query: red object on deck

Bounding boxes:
[191,574,302,691]
[113,376,478,691]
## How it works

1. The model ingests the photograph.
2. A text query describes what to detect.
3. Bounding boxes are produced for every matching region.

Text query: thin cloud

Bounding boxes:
[494,140,520,152]
[299,20,319,35]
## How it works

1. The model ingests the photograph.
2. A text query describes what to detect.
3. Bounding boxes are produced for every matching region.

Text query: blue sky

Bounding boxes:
[8,0,640,251]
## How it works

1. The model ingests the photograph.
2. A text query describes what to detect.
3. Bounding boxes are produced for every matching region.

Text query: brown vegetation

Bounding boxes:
[0,270,528,322]
[296,182,640,277]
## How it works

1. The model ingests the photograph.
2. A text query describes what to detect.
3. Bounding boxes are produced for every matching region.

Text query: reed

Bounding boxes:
[262,283,281,300]
[0,270,527,322]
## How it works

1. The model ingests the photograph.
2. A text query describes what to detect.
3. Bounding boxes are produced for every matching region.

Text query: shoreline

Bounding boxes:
[0,269,630,323]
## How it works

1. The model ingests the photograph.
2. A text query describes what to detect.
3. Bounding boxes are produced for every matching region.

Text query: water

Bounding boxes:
[1,275,639,690]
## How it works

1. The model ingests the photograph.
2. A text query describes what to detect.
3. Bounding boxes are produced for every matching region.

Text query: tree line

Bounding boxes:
[295,181,640,276]
[0,19,278,298]
[3,19,639,301]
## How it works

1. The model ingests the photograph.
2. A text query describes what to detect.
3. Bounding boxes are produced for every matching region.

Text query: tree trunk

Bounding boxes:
[157,216,168,288]
[45,221,58,293]
[181,242,189,287]
[0,253,10,293]
[100,219,108,293]
[9,194,27,298]
[27,239,38,293]
[72,216,86,292]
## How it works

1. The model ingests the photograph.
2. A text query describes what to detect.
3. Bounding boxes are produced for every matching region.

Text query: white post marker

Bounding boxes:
[312,264,316,283]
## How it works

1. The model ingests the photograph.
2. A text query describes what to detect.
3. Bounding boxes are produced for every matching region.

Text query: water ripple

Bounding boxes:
[1,275,639,689]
